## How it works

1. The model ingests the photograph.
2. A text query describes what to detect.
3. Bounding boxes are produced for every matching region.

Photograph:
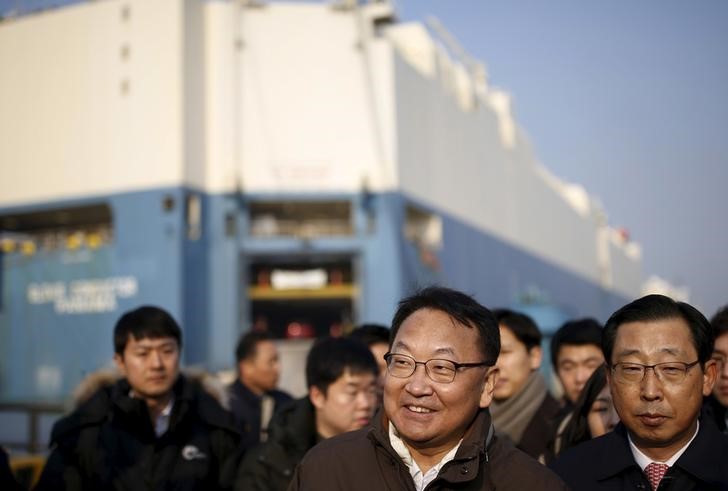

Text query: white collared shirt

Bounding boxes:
[154,397,175,437]
[628,421,699,471]
[389,422,462,491]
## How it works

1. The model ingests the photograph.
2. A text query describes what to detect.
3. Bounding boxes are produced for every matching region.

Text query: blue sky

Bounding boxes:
[398,0,728,316]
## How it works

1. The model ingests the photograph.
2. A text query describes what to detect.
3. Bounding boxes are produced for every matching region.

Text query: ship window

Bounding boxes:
[0,204,113,254]
[404,204,442,250]
[249,201,352,238]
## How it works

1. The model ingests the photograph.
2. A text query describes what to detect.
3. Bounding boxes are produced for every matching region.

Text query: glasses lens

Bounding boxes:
[616,363,644,383]
[387,354,415,378]
[655,363,688,383]
[426,359,457,383]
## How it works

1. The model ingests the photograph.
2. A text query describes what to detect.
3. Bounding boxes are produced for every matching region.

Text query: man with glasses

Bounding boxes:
[551,294,728,490]
[289,286,566,490]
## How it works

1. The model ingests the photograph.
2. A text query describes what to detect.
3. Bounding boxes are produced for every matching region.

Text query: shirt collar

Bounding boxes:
[388,422,462,491]
[154,396,175,437]
[628,420,699,469]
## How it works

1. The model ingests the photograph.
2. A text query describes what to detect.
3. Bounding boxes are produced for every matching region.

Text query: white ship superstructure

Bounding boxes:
[0,0,641,404]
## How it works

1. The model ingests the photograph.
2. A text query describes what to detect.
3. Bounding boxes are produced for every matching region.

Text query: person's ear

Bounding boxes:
[479,367,498,408]
[528,345,543,371]
[309,385,326,409]
[113,353,127,377]
[702,359,718,396]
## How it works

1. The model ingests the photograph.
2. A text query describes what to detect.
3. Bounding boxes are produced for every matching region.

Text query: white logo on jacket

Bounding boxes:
[181,445,207,461]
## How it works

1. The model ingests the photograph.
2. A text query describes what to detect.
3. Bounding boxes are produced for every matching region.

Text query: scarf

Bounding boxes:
[489,371,548,445]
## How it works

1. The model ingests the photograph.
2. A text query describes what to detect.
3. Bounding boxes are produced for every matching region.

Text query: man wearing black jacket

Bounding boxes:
[551,295,728,490]
[35,306,240,491]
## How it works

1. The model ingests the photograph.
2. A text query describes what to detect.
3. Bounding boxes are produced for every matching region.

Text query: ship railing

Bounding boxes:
[0,401,65,454]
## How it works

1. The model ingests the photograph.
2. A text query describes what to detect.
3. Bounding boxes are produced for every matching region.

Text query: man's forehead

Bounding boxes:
[613,318,695,358]
[127,335,178,348]
[392,339,457,357]
[558,343,603,361]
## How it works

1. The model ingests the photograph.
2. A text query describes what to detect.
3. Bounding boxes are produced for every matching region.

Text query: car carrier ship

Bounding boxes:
[0,0,645,428]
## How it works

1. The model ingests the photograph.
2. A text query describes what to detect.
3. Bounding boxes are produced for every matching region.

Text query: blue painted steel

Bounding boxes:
[1,187,630,403]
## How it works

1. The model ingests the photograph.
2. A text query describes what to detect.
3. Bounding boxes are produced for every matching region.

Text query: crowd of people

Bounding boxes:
[3,286,728,490]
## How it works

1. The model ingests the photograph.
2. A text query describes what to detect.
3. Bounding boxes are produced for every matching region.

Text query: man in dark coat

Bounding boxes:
[551,294,728,490]
[228,331,292,449]
[235,337,378,491]
[290,286,566,491]
[490,309,560,463]
[35,306,240,491]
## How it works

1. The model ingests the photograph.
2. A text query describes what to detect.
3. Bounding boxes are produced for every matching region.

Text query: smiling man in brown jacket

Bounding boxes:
[289,286,567,491]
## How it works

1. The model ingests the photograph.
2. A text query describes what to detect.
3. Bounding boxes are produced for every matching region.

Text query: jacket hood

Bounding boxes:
[69,366,230,410]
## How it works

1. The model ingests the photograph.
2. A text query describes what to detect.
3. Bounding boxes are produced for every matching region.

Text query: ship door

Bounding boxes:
[246,256,357,339]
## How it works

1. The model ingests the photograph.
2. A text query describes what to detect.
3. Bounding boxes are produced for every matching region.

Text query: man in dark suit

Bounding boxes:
[551,294,728,490]
[228,331,292,449]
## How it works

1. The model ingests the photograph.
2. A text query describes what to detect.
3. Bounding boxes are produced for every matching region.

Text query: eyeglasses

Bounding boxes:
[610,360,700,384]
[384,352,492,384]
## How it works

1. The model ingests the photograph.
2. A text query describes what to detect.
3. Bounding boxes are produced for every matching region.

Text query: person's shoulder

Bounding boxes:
[489,435,567,490]
[300,427,372,464]
[180,373,239,435]
[50,384,114,445]
[549,430,632,489]
[551,431,615,471]
[269,388,293,405]
[541,392,562,417]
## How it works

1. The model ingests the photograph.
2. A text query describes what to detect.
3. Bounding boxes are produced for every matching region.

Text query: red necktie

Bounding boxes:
[645,462,669,490]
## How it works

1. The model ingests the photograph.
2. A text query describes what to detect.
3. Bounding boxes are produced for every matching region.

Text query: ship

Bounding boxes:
[0,0,644,430]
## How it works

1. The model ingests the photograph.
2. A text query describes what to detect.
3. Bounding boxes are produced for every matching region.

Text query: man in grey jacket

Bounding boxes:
[290,286,567,491]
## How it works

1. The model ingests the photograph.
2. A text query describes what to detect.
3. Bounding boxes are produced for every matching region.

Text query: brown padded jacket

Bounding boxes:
[289,408,569,491]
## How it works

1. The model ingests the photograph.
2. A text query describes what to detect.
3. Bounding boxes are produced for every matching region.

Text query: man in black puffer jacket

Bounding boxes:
[235,337,378,491]
[35,306,240,491]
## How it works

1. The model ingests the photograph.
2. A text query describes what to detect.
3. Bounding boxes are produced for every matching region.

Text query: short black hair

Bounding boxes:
[349,324,390,347]
[235,331,274,363]
[603,294,713,365]
[306,337,378,394]
[550,318,603,370]
[114,305,182,355]
[493,309,542,351]
[711,305,728,338]
[390,286,500,364]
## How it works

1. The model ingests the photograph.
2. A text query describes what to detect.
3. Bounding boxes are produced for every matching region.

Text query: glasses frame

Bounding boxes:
[609,360,700,384]
[383,352,493,384]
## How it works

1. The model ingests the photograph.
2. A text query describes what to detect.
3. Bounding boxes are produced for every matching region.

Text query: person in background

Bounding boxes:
[704,304,728,433]
[556,365,619,455]
[550,318,605,408]
[490,309,560,463]
[549,318,605,453]
[228,331,293,449]
[35,306,240,491]
[551,294,728,489]
[235,337,378,491]
[289,286,567,490]
[349,323,390,404]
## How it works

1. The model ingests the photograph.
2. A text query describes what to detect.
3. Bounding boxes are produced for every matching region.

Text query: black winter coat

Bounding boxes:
[235,397,317,491]
[34,375,240,491]
[550,421,728,490]
[289,408,568,491]
[228,379,293,450]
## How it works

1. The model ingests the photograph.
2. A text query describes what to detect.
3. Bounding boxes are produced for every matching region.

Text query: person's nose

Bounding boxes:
[575,366,591,384]
[721,359,728,378]
[150,350,164,369]
[405,363,434,397]
[356,390,375,412]
[607,405,620,431]
[640,367,663,401]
